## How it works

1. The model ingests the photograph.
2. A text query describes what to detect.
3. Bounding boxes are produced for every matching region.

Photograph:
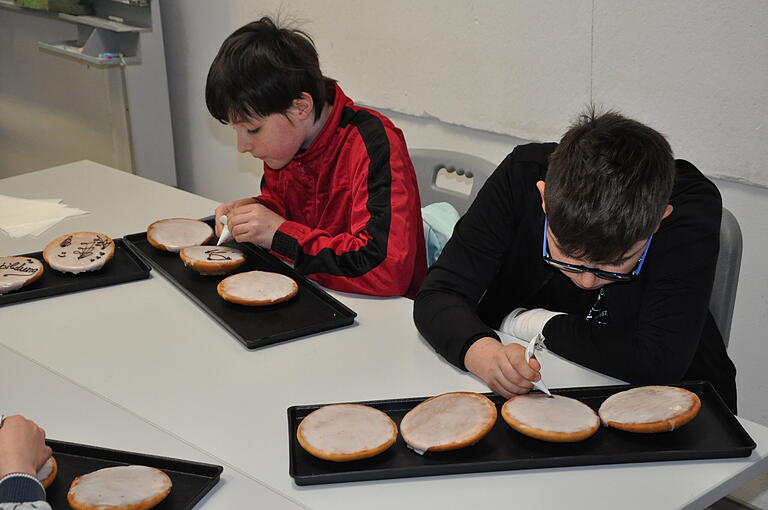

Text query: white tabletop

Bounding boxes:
[0,343,305,510]
[1,160,767,510]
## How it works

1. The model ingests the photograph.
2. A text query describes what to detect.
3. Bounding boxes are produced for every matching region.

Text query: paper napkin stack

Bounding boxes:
[0,194,89,238]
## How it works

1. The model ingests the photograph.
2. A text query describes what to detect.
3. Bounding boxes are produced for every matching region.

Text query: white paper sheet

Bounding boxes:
[0,194,89,238]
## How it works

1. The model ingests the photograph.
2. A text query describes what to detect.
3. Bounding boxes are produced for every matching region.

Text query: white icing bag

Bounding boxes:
[217,215,232,246]
[525,333,553,397]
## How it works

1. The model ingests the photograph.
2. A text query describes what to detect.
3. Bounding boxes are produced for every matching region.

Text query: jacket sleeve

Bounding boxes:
[270,127,425,297]
[543,166,722,385]
[0,474,50,509]
[414,150,529,368]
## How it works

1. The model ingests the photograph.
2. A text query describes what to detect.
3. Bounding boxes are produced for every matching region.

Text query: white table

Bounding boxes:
[0,343,305,510]
[2,160,767,509]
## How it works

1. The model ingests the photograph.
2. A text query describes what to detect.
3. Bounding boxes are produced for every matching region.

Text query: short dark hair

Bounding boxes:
[205,17,336,124]
[546,108,675,263]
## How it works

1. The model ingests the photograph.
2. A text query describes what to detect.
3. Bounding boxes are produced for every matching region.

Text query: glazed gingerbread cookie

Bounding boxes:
[0,256,44,294]
[179,246,245,275]
[43,232,115,274]
[217,270,298,306]
[37,456,57,489]
[67,465,172,510]
[399,392,497,454]
[146,218,213,253]
[598,385,701,433]
[501,394,600,442]
[297,404,398,462]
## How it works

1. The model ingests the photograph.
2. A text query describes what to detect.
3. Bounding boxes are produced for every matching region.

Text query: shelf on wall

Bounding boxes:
[0,1,148,31]
[38,40,139,66]
[57,13,148,32]
[2,0,146,65]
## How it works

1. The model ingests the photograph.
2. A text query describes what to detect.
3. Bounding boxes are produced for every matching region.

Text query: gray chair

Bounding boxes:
[710,207,743,348]
[410,148,496,215]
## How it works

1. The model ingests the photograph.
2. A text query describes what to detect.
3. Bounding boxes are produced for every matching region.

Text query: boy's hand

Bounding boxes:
[464,337,541,398]
[229,203,286,249]
[214,198,258,236]
[0,415,52,478]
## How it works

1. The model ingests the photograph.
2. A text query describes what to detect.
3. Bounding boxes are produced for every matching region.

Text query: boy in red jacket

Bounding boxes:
[206,17,425,298]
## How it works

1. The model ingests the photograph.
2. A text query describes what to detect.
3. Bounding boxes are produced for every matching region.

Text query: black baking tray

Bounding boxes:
[0,239,151,306]
[123,219,356,349]
[43,439,222,509]
[287,381,755,485]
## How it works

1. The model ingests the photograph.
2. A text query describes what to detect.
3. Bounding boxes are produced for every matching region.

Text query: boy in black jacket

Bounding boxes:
[414,109,737,412]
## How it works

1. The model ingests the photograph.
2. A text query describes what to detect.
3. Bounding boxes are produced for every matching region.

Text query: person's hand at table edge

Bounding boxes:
[464,337,542,398]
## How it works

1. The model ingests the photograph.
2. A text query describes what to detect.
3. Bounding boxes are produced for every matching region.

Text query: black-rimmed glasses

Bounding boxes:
[542,218,653,282]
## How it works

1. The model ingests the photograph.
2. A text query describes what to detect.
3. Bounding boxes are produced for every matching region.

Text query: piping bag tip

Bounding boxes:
[526,333,554,397]
[217,215,232,246]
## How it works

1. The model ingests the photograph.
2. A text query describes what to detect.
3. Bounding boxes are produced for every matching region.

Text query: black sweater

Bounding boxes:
[414,143,737,411]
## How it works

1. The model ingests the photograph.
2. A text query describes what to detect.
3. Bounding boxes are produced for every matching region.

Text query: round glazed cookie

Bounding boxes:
[501,394,600,442]
[399,392,497,454]
[297,404,398,462]
[179,245,246,275]
[146,218,213,252]
[0,256,44,294]
[37,456,57,489]
[217,270,298,306]
[598,385,701,433]
[67,465,172,510]
[43,232,115,274]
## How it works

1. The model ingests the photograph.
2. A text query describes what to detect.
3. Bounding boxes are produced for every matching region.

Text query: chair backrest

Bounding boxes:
[710,207,742,348]
[409,148,496,215]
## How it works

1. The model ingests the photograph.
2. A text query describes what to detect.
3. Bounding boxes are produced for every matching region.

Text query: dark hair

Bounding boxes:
[205,17,336,124]
[546,108,675,263]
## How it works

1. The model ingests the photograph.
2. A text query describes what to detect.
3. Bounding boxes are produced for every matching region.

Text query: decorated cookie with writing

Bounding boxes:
[217,270,298,306]
[67,465,172,510]
[0,256,45,294]
[146,218,213,253]
[179,245,246,275]
[43,232,115,274]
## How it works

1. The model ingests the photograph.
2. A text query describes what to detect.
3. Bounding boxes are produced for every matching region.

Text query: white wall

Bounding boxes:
[0,11,133,179]
[160,0,768,426]
[160,0,261,200]
[231,0,768,187]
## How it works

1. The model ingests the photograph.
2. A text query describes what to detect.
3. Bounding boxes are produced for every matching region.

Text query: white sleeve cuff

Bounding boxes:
[500,308,565,342]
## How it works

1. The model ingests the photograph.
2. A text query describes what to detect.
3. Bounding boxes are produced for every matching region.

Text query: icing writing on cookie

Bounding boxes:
[73,235,111,260]
[44,232,115,274]
[0,257,43,294]
[205,248,233,261]
[0,259,40,276]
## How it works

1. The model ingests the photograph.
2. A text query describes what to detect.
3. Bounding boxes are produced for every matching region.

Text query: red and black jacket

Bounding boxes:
[257,84,426,298]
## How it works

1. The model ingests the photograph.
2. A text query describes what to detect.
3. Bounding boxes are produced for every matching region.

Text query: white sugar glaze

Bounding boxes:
[300,404,395,454]
[502,394,598,432]
[180,245,244,263]
[400,393,494,452]
[36,457,53,481]
[598,386,695,425]
[0,256,43,294]
[148,219,213,252]
[219,271,296,302]
[69,465,170,506]
[43,232,114,274]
